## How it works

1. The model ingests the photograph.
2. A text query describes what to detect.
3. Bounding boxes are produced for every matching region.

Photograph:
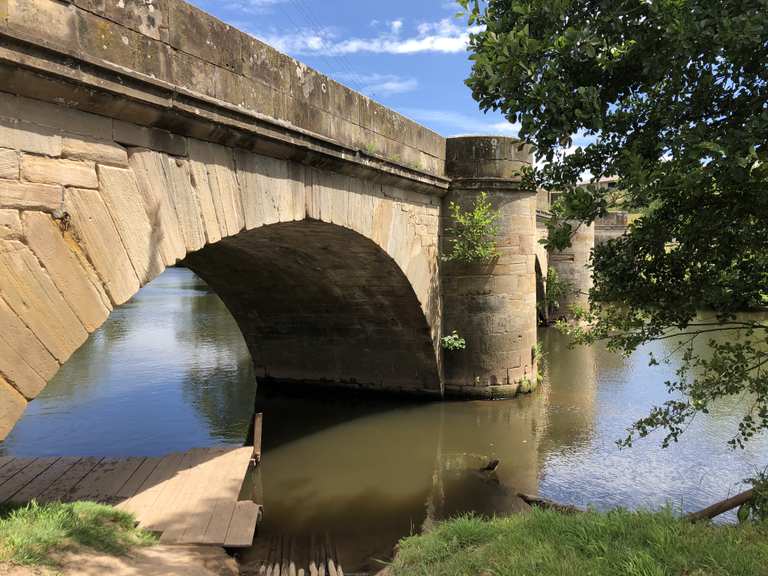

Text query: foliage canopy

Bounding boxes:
[461,0,768,450]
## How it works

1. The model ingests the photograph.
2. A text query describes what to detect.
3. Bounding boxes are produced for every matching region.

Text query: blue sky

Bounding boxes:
[189,0,519,138]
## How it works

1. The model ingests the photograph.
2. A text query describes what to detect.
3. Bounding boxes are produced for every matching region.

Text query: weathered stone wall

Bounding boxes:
[549,222,595,316]
[0,0,444,176]
[441,137,538,397]
[595,212,629,245]
[0,91,442,439]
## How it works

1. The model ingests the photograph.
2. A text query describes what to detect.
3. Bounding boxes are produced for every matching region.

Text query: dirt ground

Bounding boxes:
[0,545,239,576]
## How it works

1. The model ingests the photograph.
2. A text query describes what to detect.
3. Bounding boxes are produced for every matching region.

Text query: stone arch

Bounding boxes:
[0,126,443,439]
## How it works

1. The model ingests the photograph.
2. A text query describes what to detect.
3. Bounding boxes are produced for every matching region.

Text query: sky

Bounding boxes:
[189,0,520,138]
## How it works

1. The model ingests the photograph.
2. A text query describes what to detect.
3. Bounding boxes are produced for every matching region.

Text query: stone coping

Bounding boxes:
[0,0,446,177]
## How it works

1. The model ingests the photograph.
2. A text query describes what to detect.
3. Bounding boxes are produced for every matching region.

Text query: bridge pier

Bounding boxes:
[441,137,539,398]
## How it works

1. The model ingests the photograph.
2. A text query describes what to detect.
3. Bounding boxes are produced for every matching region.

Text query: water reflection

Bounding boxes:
[2,268,767,572]
[1,268,256,457]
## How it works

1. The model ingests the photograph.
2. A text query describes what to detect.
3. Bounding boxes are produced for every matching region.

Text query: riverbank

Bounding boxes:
[388,508,768,575]
[0,501,238,575]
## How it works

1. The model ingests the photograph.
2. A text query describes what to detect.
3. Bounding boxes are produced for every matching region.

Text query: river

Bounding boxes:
[2,267,766,571]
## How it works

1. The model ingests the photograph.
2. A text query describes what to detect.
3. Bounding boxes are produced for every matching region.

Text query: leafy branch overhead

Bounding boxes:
[443,192,501,263]
[461,0,768,451]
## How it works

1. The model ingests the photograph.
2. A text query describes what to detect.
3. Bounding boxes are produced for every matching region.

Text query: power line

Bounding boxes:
[286,0,370,96]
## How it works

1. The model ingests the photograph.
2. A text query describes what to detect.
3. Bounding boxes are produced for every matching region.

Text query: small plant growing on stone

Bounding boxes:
[364,143,377,155]
[441,330,467,351]
[443,192,500,263]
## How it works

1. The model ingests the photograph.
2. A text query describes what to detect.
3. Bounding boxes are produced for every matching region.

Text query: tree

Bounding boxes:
[460,0,768,450]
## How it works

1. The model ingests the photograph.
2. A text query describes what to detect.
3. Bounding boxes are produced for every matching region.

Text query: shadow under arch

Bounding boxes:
[183,219,441,396]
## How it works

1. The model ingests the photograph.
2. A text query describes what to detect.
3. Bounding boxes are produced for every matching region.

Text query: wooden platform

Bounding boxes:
[0,447,260,548]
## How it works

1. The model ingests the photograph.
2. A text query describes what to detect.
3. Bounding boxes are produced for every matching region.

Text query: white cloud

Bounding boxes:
[256,18,483,56]
[400,108,520,137]
[335,73,418,96]
[224,0,288,14]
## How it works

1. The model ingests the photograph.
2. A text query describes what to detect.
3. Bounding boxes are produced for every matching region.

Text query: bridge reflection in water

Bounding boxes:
[3,269,768,573]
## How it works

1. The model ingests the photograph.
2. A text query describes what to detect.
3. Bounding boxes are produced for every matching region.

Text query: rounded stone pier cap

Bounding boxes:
[446,136,533,180]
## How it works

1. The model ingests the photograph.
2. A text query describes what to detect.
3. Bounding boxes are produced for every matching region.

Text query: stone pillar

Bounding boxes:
[549,221,595,317]
[441,136,538,398]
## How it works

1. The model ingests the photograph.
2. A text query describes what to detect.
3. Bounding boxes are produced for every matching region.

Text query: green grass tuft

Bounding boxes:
[390,508,768,576]
[0,500,156,566]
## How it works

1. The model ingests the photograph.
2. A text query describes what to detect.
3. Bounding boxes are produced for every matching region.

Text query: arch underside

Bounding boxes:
[185,221,441,395]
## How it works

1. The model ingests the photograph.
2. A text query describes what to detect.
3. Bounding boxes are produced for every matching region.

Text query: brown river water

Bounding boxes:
[2,268,766,572]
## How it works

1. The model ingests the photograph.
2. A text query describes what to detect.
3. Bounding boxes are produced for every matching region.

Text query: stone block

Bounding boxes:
[72,0,168,42]
[127,148,186,266]
[0,180,62,212]
[4,0,78,52]
[0,118,62,157]
[0,92,112,142]
[63,135,129,166]
[235,150,267,230]
[136,34,172,82]
[186,141,222,244]
[22,156,98,188]
[0,375,26,440]
[168,0,241,71]
[75,9,139,71]
[97,165,165,284]
[241,34,282,88]
[22,211,111,332]
[64,187,140,305]
[0,239,88,363]
[189,139,246,238]
[0,295,58,399]
[114,121,187,156]
[171,49,216,98]
[165,157,206,251]
[0,209,21,239]
[0,148,18,179]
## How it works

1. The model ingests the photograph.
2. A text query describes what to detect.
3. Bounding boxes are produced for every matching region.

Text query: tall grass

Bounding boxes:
[0,501,156,566]
[391,508,768,576]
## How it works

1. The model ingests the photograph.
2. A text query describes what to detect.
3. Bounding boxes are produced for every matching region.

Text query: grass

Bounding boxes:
[390,508,768,576]
[0,500,156,566]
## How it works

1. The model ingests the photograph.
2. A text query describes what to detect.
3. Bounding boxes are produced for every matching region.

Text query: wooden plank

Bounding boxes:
[0,456,14,471]
[116,457,160,499]
[99,458,146,500]
[36,458,102,503]
[188,447,252,544]
[253,412,263,461]
[0,458,58,503]
[162,448,230,543]
[200,499,236,545]
[67,458,123,502]
[139,450,201,531]
[0,458,33,486]
[66,458,145,504]
[120,452,185,526]
[155,448,214,540]
[224,501,259,547]
[9,458,80,504]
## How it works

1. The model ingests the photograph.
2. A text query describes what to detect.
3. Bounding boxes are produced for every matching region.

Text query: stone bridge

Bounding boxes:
[0,0,601,439]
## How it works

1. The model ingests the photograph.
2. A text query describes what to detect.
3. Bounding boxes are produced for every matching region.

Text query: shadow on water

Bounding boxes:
[3,268,768,572]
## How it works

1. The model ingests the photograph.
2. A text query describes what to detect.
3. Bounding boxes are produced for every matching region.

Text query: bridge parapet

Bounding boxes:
[0,0,445,184]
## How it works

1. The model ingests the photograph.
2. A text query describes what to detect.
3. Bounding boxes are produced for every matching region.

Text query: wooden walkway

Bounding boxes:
[0,447,260,548]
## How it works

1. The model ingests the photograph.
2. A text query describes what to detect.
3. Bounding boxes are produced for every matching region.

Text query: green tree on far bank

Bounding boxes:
[460,0,768,485]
